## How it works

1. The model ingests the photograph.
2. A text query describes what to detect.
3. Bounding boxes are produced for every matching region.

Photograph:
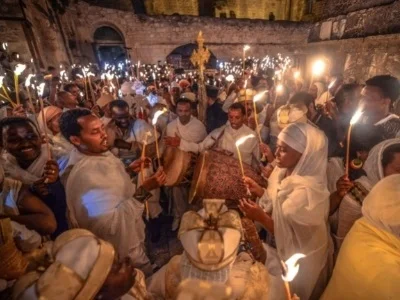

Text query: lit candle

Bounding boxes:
[14,64,26,105]
[309,60,325,90]
[243,45,250,76]
[345,109,363,177]
[24,74,35,112]
[37,82,52,160]
[281,253,306,300]
[152,108,167,166]
[274,84,284,109]
[253,91,267,143]
[141,131,152,220]
[235,134,255,178]
[0,76,15,107]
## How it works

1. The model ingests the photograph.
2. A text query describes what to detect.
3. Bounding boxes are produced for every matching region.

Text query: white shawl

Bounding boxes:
[166,116,207,143]
[262,123,330,300]
[65,151,146,261]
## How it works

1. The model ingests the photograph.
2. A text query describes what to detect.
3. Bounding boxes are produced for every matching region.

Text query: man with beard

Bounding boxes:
[164,98,207,230]
[60,109,166,276]
[360,75,400,139]
[105,101,163,239]
[176,102,260,168]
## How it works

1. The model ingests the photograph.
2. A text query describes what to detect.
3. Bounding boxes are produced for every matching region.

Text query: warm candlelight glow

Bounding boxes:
[350,109,363,125]
[281,253,306,282]
[235,134,255,147]
[37,83,46,98]
[226,74,234,82]
[0,76,4,87]
[24,74,34,87]
[276,84,284,94]
[294,71,300,79]
[312,60,325,76]
[253,91,267,102]
[152,108,167,125]
[243,45,250,51]
[14,64,26,76]
[328,79,336,89]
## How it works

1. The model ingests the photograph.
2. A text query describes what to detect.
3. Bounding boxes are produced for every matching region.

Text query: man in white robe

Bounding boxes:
[164,98,207,230]
[59,109,166,276]
[178,102,260,168]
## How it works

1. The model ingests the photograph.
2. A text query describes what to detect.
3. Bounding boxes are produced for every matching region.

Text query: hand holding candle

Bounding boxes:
[152,108,167,166]
[345,109,363,177]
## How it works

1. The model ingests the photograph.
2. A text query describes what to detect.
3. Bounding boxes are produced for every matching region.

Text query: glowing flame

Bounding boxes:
[152,108,167,125]
[281,253,306,282]
[350,109,363,125]
[143,131,152,145]
[14,64,26,76]
[294,71,300,79]
[37,83,46,97]
[235,134,255,147]
[276,84,284,94]
[243,45,250,51]
[106,71,114,80]
[253,91,267,102]
[87,72,95,77]
[152,72,156,80]
[0,76,4,87]
[25,74,34,87]
[328,79,336,89]
[226,74,234,82]
[312,60,325,76]
[76,74,83,78]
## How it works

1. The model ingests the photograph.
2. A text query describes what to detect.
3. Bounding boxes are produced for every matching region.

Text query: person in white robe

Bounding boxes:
[59,109,165,276]
[179,102,260,168]
[240,122,332,300]
[164,98,207,230]
[13,229,149,300]
[329,138,400,253]
[105,100,163,220]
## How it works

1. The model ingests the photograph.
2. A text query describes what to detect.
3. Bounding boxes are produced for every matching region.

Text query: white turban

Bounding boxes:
[14,229,115,300]
[278,123,307,154]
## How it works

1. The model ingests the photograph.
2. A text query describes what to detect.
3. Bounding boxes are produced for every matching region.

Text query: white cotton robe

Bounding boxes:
[259,123,332,300]
[179,123,260,167]
[65,151,149,270]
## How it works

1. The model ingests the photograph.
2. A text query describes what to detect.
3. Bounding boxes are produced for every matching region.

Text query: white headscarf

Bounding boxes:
[357,138,400,189]
[271,123,330,299]
[37,106,62,137]
[362,174,400,238]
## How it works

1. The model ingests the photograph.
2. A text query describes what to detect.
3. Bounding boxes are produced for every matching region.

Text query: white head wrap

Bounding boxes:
[362,174,400,237]
[120,81,134,95]
[359,138,400,188]
[278,122,307,154]
[14,229,115,300]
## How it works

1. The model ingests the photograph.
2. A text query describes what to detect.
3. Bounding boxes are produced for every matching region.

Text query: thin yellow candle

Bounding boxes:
[345,109,363,177]
[253,91,267,143]
[87,72,96,102]
[37,83,51,160]
[25,74,35,112]
[141,131,152,220]
[152,108,167,166]
[235,134,255,177]
[14,64,26,105]
[0,76,12,102]
[281,253,306,300]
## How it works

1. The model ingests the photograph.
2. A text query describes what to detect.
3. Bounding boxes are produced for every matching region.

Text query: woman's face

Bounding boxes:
[275,139,303,170]
[383,152,400,177]
[2,123,42,163]
[48,112,62,135]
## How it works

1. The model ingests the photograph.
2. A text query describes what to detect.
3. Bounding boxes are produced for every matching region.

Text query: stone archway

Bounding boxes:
[93,25,127,67]
[166,43,217,69]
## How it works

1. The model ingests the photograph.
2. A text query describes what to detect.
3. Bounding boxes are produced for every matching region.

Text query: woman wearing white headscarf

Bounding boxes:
[321,175,400,300]
[240,122,331,300]
[330,138,400,252]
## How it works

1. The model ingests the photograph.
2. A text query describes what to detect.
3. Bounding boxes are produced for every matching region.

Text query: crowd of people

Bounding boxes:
[0,58,400,300]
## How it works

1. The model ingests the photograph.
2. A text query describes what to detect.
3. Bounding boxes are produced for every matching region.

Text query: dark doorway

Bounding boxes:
[198,0,215,17]
[93,26,127,68]
[167,43,217,69]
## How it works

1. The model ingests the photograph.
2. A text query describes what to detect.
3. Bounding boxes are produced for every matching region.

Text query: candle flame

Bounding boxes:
[226,74,234,82]
[276,84,284,94]
[152,108,167,125]
[350,109,363,125]
[37,83,46,98]
[14,64,26,76]
[253,91,267,102]
[328,79,336,89]
[143,131,152,145]
[25,74,34,87]
[243,45,250,51]
[294,71,300,79]
[0,76,3,87]
[281,253,306,282]
[235,134,255,147]
[312,60,325,76]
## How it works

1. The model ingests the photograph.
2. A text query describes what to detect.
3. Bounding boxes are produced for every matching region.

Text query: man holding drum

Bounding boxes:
[164,98,207,231]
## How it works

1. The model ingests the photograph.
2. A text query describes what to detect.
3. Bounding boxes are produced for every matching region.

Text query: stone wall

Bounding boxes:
[67,1,310,64]
[145,0,199,16]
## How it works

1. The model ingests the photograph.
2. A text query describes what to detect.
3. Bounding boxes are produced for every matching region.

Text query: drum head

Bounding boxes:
[189,151,208,203]
[163,147,192,186]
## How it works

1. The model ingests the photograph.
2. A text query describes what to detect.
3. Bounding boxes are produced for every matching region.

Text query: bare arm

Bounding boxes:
[0,186,57,235]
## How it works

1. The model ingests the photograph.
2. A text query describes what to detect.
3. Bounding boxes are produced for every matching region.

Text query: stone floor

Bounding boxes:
[147,214,184,269]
